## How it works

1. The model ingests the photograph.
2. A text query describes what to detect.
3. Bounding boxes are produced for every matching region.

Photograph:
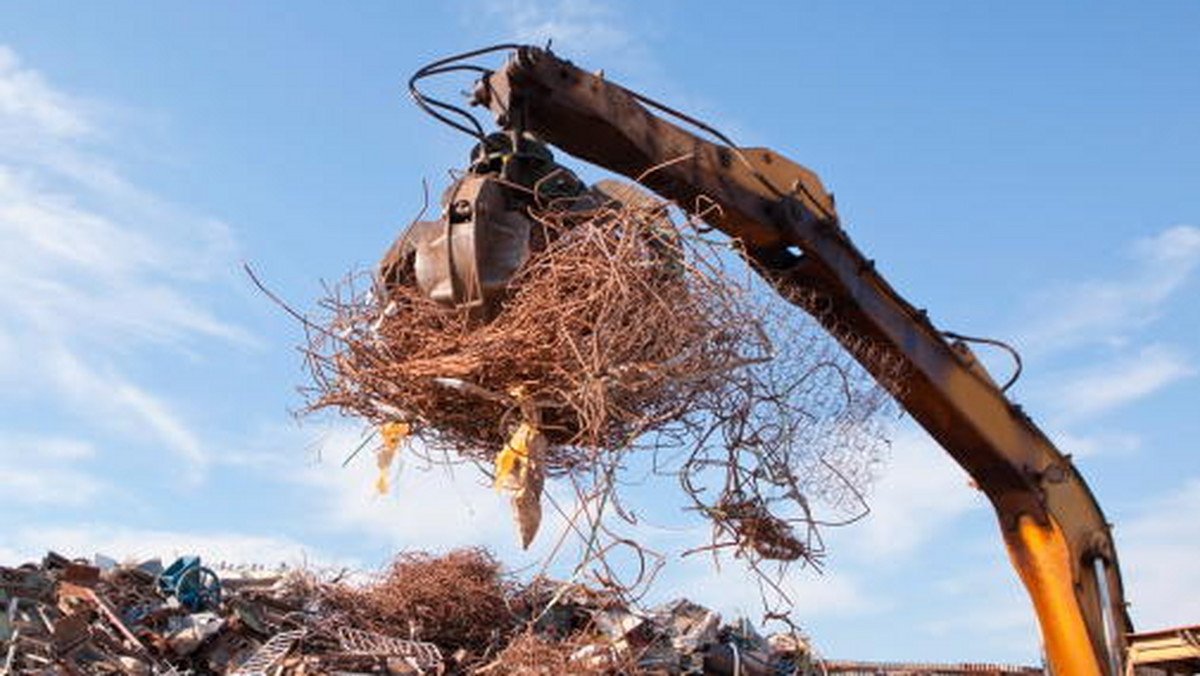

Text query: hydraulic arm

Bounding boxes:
[467,46,1132,676]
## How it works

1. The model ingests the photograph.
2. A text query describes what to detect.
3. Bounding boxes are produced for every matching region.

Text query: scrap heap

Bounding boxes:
[0,548,817,676]
[0,550,443,675]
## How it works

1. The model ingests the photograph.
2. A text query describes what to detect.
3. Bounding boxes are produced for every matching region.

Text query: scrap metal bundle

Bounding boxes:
[303,183,776,545]
[296,131,893,583]
[303,182,762,462]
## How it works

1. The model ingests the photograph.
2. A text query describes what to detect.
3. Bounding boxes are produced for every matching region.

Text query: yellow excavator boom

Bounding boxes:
[469,46,1133,676]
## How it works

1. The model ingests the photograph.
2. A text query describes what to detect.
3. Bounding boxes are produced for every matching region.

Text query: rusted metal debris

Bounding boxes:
[0,551,446,676]
[1,549,1047,676]
[823,661,1044,676]
[0,547,792,676]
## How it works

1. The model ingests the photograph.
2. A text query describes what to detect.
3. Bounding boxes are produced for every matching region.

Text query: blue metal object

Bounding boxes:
[157,556,221,612]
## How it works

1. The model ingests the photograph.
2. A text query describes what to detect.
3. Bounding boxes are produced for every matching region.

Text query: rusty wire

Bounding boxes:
[301,201,767,470]
[298,197,901,619]
[319,548,518,664]
[479,628,647,676]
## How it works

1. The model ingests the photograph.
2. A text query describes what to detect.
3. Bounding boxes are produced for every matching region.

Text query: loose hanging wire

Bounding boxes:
[942,330,1024,392]
[407,43,523,141]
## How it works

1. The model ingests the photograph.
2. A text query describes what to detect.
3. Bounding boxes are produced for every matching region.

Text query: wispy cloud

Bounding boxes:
[222,421,537,557]
[464,0,761,174]
[290,425,517,551]
[0,523,333,569]
[482,0,634,55]
[0,45,247,468]
[0,46,89,138]
[1048,429,1141,459]
[1018,225,1200,356]
[1009,225,1199,450]
[667,560,878,624]
[474,0,663,83]
[45,349,209,467]
[1044,344,1194,422]
[843,427,981,560]
[1119,477,1200,630]
[0,434,106,507]
[919,552,1039,659]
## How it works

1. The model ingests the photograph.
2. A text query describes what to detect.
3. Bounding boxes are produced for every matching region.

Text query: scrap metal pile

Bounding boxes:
[1,548,817,676]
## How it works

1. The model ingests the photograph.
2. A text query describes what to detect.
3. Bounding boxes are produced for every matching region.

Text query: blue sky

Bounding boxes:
[2,0,1198,665]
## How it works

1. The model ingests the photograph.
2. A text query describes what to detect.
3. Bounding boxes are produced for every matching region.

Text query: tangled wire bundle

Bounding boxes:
[304,202,769,468]
[483,630,638,676]
[320,548,516,658]
[301,197,899,578]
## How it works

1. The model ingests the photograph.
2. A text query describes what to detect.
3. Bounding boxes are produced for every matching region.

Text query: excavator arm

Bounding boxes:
[469,46,1132,676]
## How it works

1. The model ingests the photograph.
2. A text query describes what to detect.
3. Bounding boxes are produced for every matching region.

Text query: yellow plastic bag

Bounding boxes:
[375,421,410,494]
[493,422,536,490]
[493,421,547,549]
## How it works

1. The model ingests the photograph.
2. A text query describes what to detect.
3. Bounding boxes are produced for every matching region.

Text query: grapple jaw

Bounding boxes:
[378,133,587,312]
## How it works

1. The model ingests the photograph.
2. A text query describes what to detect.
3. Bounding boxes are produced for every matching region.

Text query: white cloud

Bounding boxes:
[0,468,102,508]
[666,557,877,623]
[841,425,982,560]
[1044,344,1194,422]
[0,433,106,507]
[0,46,89,138]
[2,434,97,460]
[45,348,207,467]
[1018,225,1200,355]
[0,167,245,346]
[295,440,516,551]
[1119,477,1200,631]
[1049,429,1142,459]
[476,0,667,86]
[228,421,533,556]
[1010,226,1197,461]
[484,0,633,55]
[0,44,248,468]
[921,574,1039,659]
[0,524,333,570]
